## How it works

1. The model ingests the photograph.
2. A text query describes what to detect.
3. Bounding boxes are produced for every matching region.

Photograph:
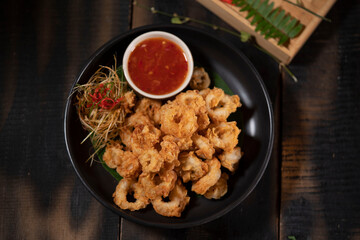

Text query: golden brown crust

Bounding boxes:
[191,157,222,195]
[104,87,241,217]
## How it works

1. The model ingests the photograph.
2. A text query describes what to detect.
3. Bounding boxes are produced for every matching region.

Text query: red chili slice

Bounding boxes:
[221,0,233,4]
[100,98,115,110]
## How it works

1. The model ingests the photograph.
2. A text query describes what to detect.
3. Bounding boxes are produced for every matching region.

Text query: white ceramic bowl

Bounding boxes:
[122,31,194,99]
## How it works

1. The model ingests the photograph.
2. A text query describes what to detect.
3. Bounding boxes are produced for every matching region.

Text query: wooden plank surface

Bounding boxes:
[280,1,360,239]
[0,0,130,239]
[121,0,280,239]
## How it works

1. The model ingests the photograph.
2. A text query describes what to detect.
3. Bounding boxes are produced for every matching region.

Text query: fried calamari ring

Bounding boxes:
[204,87,241,123]
[152,180,190,217]
[125,111,154,128]
[174,90,206,114]
[175,90,210,130]
[206,121,241,152]
[130,124,161,156]
[191,157,221,195]
[204,172,229,199]
[118,127,132,149]
[103,141,123,169]
[138,148,164,173]
[199,88,211,99]
[113,178,149,211]
[160,102,198,138]
[219,146,242,172]
[192,133,215,159]
[122,91,137,114]
[189,67,211,90]
[160,137,180,170]
[196,111,210,131]
[178,151,209,183]
[138,170,177,200]
[162,135,193,151]
[135,98,162,125]
[103,142,141,178]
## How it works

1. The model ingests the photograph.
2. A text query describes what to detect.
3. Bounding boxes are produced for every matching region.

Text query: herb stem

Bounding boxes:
[281,63,298,83]
[284,0,331,22]
[252,42,298,82]
[137,3,244,39]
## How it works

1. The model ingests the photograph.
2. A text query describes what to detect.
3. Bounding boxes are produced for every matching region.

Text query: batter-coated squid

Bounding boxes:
[152,180,190,217]
[113,178,149,211]
[160,101,198,138]
[135,98,162,125]
[175,90,210,130]
[191,157,222,195]
[138,169,177,200]
[219,146,242,172]
[192,133,215,160]
[204,172,229,199]
[103,84,242,217]
[138,148,164,173]
[204,87,241,123]
[103,142,141,179]
[178,151,209,183]
[206,121,241,152]
[130,124,161,156]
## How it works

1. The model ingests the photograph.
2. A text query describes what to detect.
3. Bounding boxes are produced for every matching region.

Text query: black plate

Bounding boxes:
[64,24,274,228]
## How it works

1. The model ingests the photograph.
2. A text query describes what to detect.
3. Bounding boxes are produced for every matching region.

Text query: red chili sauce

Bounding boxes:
[127,37,188,95]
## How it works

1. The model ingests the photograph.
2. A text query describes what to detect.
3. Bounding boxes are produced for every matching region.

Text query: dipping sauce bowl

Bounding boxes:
[122,31,194,99]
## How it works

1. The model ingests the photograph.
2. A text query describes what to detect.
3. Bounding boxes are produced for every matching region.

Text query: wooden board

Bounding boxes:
[197,0,336,64]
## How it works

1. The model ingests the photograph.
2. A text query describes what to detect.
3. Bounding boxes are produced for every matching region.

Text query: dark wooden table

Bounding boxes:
[1,0,359,239]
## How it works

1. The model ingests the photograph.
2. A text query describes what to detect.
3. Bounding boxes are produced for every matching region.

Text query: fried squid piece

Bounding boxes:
[199,88,211,99]
[178,152,208,183]
[192,133,215,159]
[175,90,209,130]
[125,111,154,128]
[130,124,161,156]
[196,111,210,131]
[204,172,229,199]
[189,67,211,90]
[218,146,242,172]
[191,157,221,195]
[203,87,241,123]
[118,127,132,149]
[135,98,162,125]
[162,135,193,151]
[138,169,177,200]
[138,148,164,173]
[103,142,141,179]
[122,91,137,113]
[103,142,122,169]
[206,121,241,152]
[113,178,149,211]
[160,137,180,170]
[175,90,206,114]
[152,180,190,217]
[160,101,198,138]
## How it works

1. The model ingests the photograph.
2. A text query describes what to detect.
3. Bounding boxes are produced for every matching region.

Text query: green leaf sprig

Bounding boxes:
[233,0,304,45]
